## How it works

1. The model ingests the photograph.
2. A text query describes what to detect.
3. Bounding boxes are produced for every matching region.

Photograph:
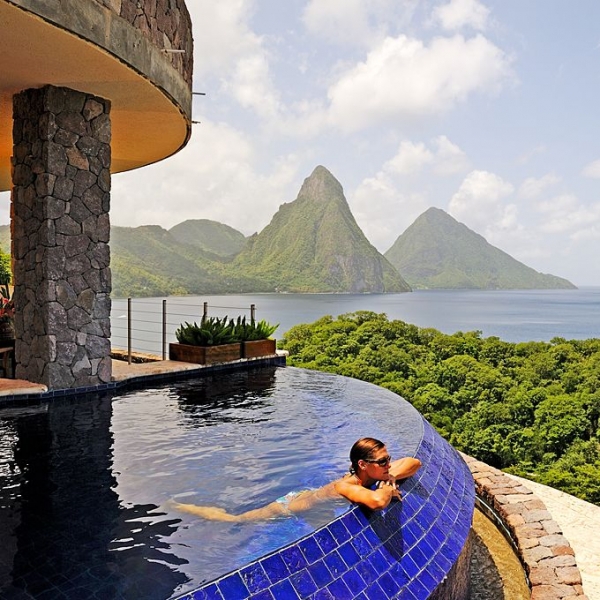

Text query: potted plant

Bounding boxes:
[233,316,279,359]
[170,316,241,364]
[0,283,15,344]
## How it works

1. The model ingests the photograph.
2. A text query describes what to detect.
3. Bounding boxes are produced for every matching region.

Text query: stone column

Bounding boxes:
[11,85,112,389]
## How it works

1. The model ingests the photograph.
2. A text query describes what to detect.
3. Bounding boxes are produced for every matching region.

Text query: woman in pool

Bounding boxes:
[171,437,421,521]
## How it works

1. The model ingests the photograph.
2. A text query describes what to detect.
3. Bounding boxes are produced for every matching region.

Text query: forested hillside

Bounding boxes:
[385,207,576,290]
[110,225,268,297]
[169,219,247,257]
[233,166,410,293]
[281,312,600,504]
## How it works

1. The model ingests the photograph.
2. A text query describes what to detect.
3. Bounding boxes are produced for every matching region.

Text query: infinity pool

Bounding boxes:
[0,366,424,599]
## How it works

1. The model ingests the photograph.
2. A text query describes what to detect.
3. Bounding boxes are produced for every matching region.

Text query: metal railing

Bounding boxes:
[110,298,258,364]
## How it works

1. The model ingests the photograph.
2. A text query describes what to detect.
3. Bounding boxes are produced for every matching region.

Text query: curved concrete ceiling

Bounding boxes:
[0,1,192,192]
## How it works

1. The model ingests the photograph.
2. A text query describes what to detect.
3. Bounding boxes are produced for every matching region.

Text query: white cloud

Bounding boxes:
[381,135,469,177]
[302,0,383,47]
[582,159,600,178]
[448,170,516,235]
[536,194,600,235]
[188,2,281,121]
[516,145,547,166]
[302,0,419,47]
[432,135,470,175]
[386,141,433,175]
[188,1,260,78]
[432,0,490,32]
[0,192,8,225]
[110,120,300,235]
[225,53,281,120]
[327,34,513,132]
[351,173,430,250]
[517,174,560,200]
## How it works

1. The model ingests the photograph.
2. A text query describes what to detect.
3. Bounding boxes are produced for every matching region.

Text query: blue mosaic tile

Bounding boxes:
[384,530,406,558]
[342,511,366,535]
[338,541,361,568]
[362,523,382,547]
[290,569,318,598]
[261,554,290,585]
[364,580,387,600]
[408,543,430,571]
[416,536,437,562]
[367,547,392,573]
[426,559,446,582]
[355,559,377,586]
[249,590,274,600]
[354,530,378,556]
[192,583,223,600]
[240,563,270,594]
[378,570,402,599]
[308,560,334,588]
[327,577,353,600]
[341,567,367,595]
[270,579,299,600]
[401,521,420,550]
[387,562,409,589]
[280,546,307,574]
[217,573,249,600]
[312,588,335,600]
[328,519,351,545]
[418,566,438,595]
[406,575,430,600]
[323,550,347,578]
[298,537,323,564]
[314,528,337,555]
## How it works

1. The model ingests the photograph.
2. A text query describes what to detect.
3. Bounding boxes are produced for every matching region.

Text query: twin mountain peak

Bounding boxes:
[109,165,575,296]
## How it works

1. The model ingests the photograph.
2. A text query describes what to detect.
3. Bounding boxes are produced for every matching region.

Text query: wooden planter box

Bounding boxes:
[169,342,241,365]
[242,338,277,359]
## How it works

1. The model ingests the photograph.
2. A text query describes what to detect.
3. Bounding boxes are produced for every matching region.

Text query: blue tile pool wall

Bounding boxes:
[178,418,475,600]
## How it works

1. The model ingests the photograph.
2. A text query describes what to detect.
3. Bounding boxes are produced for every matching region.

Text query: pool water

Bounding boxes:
[0,366,423,599]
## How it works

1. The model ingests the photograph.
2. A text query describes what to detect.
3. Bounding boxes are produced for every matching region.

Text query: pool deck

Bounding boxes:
[0,358,598,599]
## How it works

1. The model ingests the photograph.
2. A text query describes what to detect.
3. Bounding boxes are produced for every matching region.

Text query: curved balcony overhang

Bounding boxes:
[0,0,193,191]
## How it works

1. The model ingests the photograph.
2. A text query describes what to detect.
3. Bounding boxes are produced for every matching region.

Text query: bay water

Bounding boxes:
[111,288,600,355]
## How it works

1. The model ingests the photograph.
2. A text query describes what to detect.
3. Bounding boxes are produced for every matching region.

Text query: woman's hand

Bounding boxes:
[376,479,401,501]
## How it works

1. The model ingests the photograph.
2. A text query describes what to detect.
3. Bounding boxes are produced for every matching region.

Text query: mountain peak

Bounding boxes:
[234,166,411,293]
[298,165,344,203]
[385,208,576,290]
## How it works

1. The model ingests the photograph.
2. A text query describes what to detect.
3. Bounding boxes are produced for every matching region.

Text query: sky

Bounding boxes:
[2,0,600,285]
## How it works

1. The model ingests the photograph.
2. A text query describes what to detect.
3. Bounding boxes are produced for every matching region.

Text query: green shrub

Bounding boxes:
[175,316,236,346]
[175,315,278,345]
[232,316,278,341]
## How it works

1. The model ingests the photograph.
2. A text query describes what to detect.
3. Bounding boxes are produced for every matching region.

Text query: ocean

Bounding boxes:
[111,288,600,355]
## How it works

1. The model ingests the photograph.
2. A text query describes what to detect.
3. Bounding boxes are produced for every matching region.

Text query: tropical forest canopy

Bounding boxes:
[281,311,600,505]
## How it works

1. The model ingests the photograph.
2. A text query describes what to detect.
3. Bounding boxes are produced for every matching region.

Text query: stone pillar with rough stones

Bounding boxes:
[11,85,112,389]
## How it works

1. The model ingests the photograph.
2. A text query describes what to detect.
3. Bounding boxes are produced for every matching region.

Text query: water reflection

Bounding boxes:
[0,394,188,600]
[174,368,277,425]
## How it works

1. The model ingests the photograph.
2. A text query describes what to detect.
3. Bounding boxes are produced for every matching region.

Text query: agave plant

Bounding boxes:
[175,316,236,346]
[231,316,278,341]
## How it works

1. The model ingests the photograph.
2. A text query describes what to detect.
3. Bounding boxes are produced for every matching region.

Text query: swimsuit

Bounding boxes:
[275,490,310,514]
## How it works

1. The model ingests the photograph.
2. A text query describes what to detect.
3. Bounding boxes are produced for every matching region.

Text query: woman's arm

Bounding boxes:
[334,479,400,510]
[390,457,421,480]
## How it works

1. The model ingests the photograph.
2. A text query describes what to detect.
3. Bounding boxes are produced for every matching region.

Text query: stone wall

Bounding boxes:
[94,0,193,86]
[463,454,588,600]
[11,85,112,389]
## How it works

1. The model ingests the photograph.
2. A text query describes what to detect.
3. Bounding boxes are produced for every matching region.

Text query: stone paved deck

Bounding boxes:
[507,475,600,600]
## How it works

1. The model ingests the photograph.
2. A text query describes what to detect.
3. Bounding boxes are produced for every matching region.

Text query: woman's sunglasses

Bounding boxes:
[364,455,392,467]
